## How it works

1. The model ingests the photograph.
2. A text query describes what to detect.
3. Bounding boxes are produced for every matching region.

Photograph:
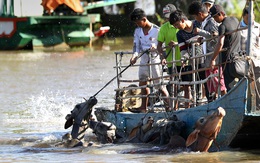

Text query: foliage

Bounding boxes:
[254,1,260,22]
[216,0,260,22]
[154,0,260,23]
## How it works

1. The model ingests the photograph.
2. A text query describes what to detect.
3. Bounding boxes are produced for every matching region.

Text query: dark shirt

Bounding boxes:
[219,16,241,62]
[177,20,201,52]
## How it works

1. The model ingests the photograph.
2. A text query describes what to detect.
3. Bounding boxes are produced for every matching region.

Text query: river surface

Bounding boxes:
[0,39,260,162]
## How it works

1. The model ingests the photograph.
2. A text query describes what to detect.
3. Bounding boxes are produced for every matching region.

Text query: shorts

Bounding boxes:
[176,65,192,81]
[205,67,226,93]
[139,62,163,89]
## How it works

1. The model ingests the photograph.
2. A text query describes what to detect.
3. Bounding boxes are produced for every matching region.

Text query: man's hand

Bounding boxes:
[149,43,157,52]
[210,59,216,69]
[130,56,137,65]
[193,27,200,34]
[168,41,178,48]
[161,58,167,65]
[197,36,203,44]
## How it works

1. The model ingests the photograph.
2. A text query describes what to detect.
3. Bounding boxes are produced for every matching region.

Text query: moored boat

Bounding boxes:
[0,0,104,50]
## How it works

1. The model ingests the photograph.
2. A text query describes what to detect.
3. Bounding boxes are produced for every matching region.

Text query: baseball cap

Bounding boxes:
[210,4,225,17]
[163,4,177,19]
[202,0,215,5]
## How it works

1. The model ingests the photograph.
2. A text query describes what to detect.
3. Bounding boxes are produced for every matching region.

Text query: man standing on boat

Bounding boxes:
[240,6,260,105]
[157,4,181,111]
[188,1,227,101]
[130,8,171,112]
[209,4,243,92]
[240,7,260,65]
[169,9,202,108]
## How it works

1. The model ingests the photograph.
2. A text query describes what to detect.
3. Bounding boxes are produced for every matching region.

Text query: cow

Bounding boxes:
[126,116,154,143]
[186,107,226,152]
[88,116,117,144]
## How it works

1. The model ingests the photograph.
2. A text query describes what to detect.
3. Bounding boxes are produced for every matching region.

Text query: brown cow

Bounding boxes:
[186,107,226,152]
[126,116,154,143]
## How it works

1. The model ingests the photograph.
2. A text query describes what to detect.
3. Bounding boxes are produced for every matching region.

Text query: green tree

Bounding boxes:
[216,0,260,22]
[254,1,260,22]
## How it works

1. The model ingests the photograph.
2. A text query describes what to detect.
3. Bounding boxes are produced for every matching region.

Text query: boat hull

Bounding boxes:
[0,14,100,50]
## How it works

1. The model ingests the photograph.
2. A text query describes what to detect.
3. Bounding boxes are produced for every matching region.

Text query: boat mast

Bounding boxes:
[246,0,253,56]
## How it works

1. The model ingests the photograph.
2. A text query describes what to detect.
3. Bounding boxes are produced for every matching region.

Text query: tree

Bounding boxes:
[216,0,260,22]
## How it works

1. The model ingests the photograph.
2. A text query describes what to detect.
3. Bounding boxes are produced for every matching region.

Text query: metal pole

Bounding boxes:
[192,43,196,107]
[246,0,253,57]
[116,53,120,88]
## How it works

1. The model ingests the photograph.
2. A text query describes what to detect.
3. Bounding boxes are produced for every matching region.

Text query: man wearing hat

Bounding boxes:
[188,1,227,100]
[209,4,243,92]
[157,4,180,110]
[201,0,215,12]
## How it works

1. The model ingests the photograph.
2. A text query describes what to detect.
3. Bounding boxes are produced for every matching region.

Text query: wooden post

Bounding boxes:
[89,20,92,48]
[89,15,96,48]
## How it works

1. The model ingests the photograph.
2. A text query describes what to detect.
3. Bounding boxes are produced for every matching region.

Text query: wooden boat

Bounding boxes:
[93,1,260,149]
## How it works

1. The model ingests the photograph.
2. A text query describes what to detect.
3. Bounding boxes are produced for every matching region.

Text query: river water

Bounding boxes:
[0,39,260,162]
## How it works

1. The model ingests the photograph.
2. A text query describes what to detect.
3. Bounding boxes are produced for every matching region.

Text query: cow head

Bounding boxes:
[186,107,226,152]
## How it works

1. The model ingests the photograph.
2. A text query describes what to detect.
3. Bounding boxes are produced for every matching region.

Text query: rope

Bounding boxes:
[248,59,260,99]
[173,66,183,110]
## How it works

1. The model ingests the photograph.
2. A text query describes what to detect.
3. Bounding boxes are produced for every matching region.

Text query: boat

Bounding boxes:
[0,0,107,50]
[91,0,260,150]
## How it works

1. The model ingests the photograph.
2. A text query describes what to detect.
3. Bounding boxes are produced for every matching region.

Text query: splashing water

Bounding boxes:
[3,89,81,134]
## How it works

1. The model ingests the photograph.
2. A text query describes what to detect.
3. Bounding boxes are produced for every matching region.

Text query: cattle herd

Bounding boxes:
[58,107,226,153]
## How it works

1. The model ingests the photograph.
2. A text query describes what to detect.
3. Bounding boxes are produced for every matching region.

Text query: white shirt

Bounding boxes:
[133,24,160,64]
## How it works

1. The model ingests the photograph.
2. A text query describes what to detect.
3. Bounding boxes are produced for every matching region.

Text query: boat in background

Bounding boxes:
[0,0,107,50]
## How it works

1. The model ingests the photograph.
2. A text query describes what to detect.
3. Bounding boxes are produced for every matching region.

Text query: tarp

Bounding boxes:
[41,0,84,13]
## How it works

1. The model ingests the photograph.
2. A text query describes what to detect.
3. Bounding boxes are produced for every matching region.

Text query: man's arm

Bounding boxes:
[130,28,140,65]
[210,35,225,68]
[157,41,164,58]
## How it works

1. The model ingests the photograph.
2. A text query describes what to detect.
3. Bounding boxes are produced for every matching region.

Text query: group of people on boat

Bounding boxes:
[128,0,260,112]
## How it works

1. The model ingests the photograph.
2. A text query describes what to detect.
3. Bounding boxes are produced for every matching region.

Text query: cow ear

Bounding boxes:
[186,129,200,147]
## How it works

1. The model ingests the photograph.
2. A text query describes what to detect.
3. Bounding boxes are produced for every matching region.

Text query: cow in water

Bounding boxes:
[123,107,226,154]
[186,107,226,152]
[88,116,117,144]
[126,115,185,145]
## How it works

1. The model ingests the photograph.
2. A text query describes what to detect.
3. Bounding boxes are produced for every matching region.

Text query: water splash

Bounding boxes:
[3,89,85,134]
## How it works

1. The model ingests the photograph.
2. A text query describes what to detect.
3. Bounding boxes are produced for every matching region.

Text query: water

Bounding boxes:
[0,40,260,162]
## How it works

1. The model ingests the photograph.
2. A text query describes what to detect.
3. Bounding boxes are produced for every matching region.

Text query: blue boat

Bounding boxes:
[93,0,260,149]
[95,77,260,149]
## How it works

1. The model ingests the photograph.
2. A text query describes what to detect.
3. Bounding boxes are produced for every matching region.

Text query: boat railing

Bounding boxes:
[114,26,250,111]
[114,49,222,110]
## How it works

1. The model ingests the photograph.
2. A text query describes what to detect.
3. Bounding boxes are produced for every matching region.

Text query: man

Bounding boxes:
[157,4,180,110]
[169,10,202,108]
[130,8,170,112]
[240,7,260,60]
[209,4,243,91]
[201,0,215,12]
[240,7,260,106]
[188,1,226,101]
